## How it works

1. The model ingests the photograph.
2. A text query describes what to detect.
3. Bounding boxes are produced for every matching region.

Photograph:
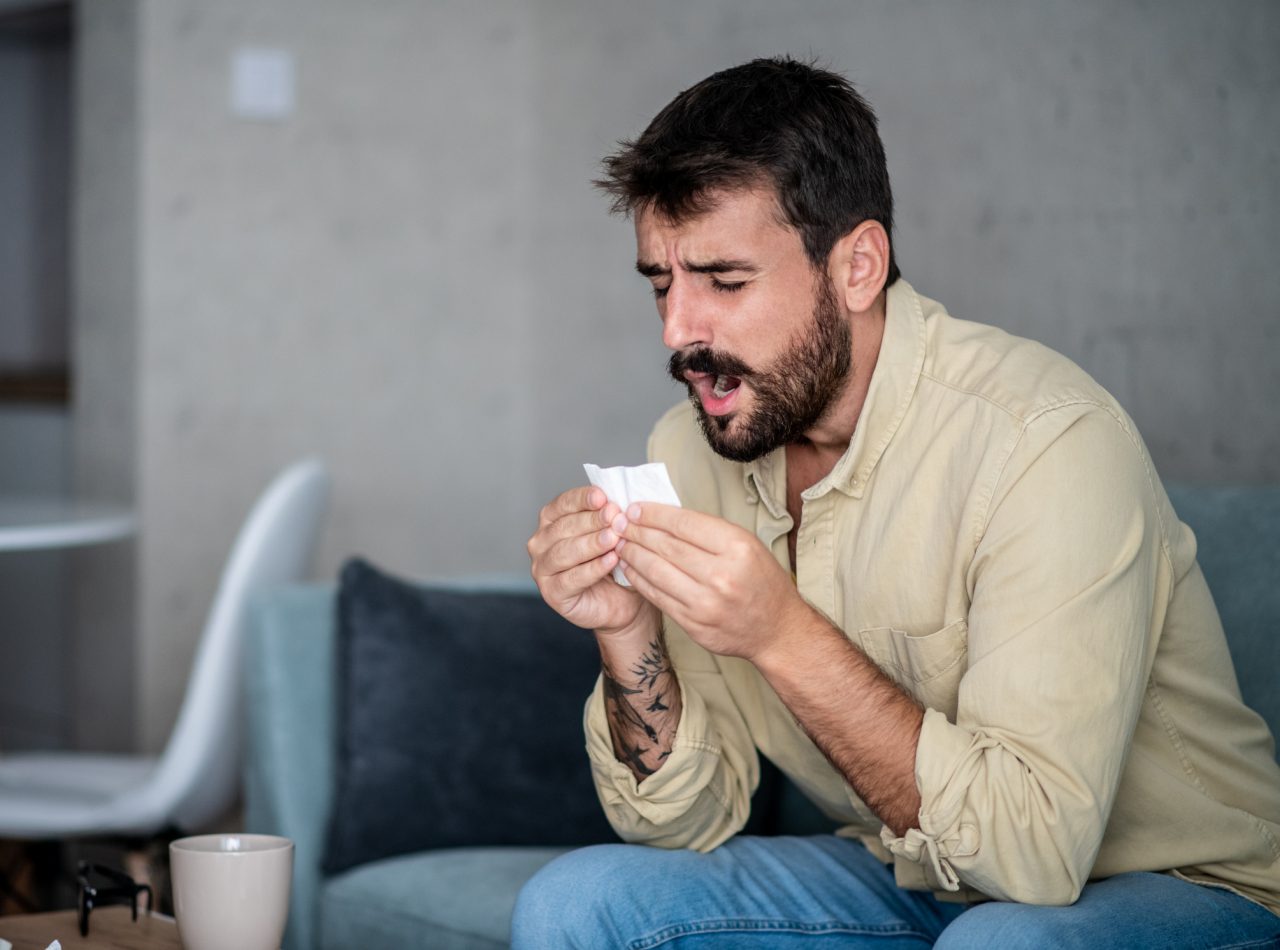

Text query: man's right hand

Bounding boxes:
[528,486,655,635]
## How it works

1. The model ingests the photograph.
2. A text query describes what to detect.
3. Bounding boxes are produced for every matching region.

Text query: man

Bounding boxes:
[519,57,1280,947]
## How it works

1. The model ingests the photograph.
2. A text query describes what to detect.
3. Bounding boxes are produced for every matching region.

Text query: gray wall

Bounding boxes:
[0,12,70,367]
[71,0,140,752]
[0,2,72,750]
[0,406,71,749]
[66,0,1278,752]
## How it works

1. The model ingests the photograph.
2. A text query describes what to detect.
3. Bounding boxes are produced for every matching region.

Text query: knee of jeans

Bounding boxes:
[933,901,1064,950]
[511,844,645,948]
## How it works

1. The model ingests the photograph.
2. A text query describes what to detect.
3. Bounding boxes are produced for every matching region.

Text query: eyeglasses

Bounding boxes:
[75,860,153,938]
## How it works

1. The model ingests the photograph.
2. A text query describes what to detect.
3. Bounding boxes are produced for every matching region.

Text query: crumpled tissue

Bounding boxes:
[583,462,682,587]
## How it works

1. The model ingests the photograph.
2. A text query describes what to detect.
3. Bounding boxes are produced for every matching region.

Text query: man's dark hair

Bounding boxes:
[597,56,900,286]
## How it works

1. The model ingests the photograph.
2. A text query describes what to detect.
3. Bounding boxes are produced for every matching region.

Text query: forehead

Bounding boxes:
[633,187,801,265]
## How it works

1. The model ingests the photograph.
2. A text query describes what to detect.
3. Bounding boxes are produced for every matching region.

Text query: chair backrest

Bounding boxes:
[147,458,330,832]
[1166,484,1280,750]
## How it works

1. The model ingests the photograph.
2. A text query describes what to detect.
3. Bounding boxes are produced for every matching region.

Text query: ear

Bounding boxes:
[827,220,890,313]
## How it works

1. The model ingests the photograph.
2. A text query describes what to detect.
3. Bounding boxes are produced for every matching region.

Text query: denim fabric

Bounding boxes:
[512,836,964,949]
[934,869,1280,949]
[511,836,1280,949]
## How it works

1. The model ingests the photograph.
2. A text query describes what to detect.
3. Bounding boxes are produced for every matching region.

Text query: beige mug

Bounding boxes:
[170,833,293,950]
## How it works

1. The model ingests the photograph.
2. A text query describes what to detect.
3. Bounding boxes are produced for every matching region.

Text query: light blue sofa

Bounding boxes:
[244,486,1280,950]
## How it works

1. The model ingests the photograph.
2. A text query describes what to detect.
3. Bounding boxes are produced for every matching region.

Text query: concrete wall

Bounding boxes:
[0,406,71,749]
[0,2,72,750]
[0,9,70,367]
[70,0,140,751]
[522,0,1280,490]
[67,0,1278,752]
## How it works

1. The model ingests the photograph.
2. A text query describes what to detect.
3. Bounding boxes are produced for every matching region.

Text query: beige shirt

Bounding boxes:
[584,279,1280,913]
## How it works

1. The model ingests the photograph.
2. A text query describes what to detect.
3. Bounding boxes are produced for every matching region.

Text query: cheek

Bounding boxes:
[738,295,804,353]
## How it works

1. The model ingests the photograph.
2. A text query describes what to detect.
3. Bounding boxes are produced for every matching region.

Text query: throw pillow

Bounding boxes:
[322,558,619,874]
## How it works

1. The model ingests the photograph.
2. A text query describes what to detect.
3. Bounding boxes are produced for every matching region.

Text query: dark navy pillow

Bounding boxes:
[322,558,619,874]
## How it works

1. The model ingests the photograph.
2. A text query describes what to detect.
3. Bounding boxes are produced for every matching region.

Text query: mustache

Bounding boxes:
[667,347,755,385]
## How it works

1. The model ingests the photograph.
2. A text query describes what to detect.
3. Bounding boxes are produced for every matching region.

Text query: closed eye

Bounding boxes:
[646,276,745,299]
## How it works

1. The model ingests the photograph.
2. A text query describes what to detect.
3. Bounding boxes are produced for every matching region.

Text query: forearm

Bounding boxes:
[597,607,683,782]
[584,660,756,851]
[754,600,924,836]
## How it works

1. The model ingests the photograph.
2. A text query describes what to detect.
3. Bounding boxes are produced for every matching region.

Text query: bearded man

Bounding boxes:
[520,57,1280,948]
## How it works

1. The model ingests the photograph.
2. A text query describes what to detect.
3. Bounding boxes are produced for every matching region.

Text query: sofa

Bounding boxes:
[244,485,1280,950]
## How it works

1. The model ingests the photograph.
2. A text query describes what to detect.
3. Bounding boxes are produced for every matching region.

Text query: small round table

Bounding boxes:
[0,497,136,552]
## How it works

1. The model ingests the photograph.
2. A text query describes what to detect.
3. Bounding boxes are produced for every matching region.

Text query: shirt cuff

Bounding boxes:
[584,671,726,827]
[879,708,985,891]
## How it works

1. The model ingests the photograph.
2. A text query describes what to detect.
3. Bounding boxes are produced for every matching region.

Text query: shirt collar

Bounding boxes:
[743,278,927,507]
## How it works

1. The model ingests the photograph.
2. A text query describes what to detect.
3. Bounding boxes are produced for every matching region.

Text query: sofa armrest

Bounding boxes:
[1166,484,1280,751]
[245,583,336,950]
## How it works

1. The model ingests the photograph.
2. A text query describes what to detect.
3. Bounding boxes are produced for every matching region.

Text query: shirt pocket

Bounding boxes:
[856,620,968,719]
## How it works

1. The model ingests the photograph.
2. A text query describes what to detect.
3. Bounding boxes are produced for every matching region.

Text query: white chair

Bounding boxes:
[0,457,330,839]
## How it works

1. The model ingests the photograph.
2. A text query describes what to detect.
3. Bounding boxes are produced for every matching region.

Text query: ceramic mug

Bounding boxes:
[170,833,293,950]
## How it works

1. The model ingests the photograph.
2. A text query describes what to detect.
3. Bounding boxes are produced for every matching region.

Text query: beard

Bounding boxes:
[666,279,853,463]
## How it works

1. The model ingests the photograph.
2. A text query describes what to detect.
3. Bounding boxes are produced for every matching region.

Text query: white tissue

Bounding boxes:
[583,462,682,586]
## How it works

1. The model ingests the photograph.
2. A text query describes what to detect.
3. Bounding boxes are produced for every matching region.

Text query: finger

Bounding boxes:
[625,502,735,552]
[619,550,690,622]
[539,486,606,530]
[549,549,620,600]
[617,521,717,580]
[541,525,621,576]
[530,501,620,559]
[616,537,698,609]
[542,508,613,548]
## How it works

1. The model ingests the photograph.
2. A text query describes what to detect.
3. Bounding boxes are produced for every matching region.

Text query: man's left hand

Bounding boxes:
[613,502,806,661]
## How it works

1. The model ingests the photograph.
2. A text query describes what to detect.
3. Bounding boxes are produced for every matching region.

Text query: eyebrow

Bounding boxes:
[635,258,758,278]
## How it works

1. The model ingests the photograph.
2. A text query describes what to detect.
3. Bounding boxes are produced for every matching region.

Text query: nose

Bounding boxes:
[660,278,708,351]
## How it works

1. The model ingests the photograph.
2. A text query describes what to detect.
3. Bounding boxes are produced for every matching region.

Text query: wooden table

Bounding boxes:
[0,906,179,949]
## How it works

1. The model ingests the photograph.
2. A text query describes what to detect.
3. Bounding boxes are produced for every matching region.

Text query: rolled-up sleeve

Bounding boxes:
[584,626,761,851]
[880,404,1173,904]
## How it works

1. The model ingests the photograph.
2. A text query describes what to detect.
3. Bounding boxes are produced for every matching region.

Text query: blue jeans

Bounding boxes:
[510,835,1280,948]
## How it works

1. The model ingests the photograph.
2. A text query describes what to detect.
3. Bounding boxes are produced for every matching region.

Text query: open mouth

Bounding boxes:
[686,371,743,416]
[711,374,740,398]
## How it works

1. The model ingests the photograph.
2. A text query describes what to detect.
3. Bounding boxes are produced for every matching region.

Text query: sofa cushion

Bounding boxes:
[320,846,572,950]
[322,558,618,874]
[1166,485,1280,746]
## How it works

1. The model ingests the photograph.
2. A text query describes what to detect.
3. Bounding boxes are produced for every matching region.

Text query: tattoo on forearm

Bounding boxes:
[603,671,659,744]
[603,638,680,779]
[632,646,666,689]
